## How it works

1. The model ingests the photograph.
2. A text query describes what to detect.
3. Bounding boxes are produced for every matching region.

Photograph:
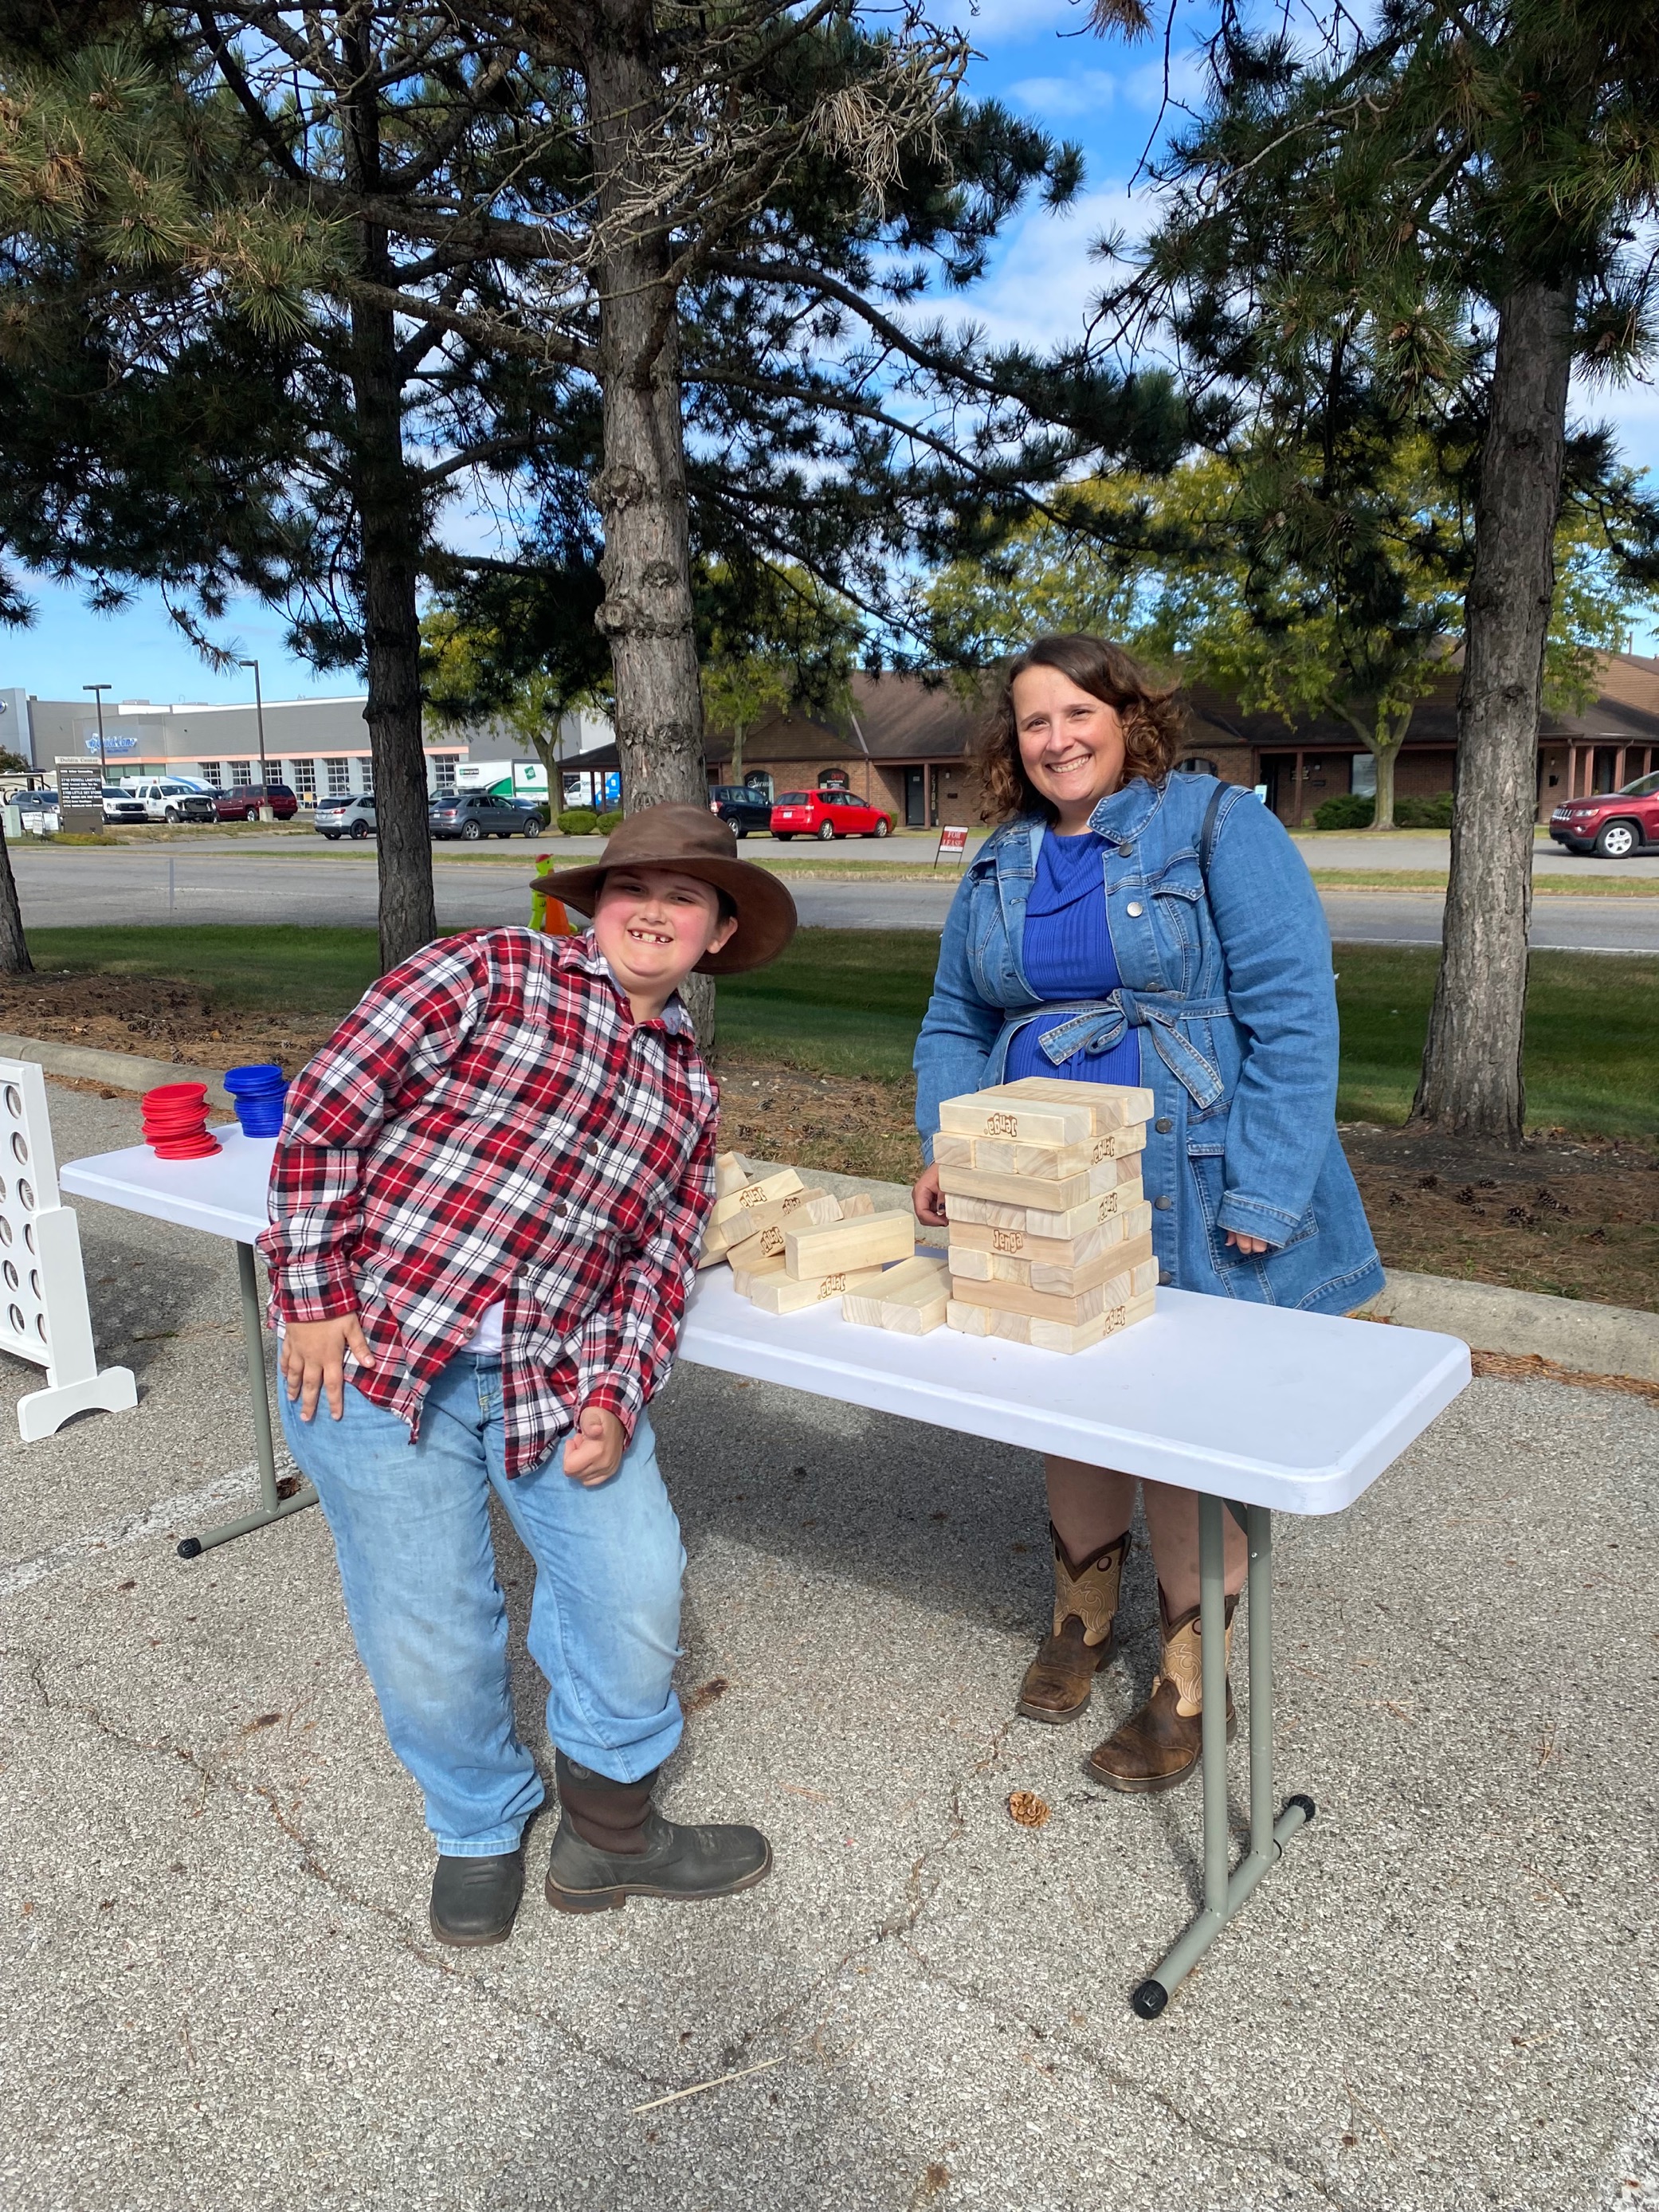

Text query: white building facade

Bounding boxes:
[3,690,613,804]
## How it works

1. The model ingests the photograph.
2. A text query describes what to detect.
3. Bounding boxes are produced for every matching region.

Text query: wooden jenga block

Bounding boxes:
[711,1167,805,1229]
[704,1187,840,1259]
[949,1248,1157,1325]
[724,1227,797,1274]
[938,1154,1137,1215]
[946,1288,1156,1353]
[945,1205,1148,1268]
[840,1192,876,1217]
[714,1152,751,1198]
[944,1182,1146,1240]
[972,1124,1147,1175]
[747,1264,887,1314]
[841,1256,950,1335]
[938,1092,1096,1146]
[949,1212,1153,1293]
[731,1251,788,1294]
[782,1209,914,1280]
[993,1075,1156,1128]
[931,1132,977,1171]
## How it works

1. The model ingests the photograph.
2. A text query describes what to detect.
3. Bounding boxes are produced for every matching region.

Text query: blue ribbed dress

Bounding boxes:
[1004,830,1142,1091]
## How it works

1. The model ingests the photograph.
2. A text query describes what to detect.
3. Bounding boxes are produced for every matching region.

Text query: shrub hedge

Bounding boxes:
[556,809,598,836]
[1310,791,1457,831]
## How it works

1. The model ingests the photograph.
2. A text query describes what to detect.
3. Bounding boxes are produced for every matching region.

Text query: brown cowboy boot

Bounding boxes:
[1017,1525,1130,1724]
[1087,1585,1238,1792]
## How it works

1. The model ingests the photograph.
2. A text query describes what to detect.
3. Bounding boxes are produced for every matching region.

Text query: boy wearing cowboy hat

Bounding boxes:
[262,803,796,1947]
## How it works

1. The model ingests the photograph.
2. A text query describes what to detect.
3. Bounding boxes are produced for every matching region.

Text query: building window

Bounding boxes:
[325,757,350,796]
[198,761,222,787]
[359,757,375,795]
[1177,756,1218,775]
[1351,755,1378,798]
[290,759,316,798]
[432,755,459,791]
[230,761,253,787]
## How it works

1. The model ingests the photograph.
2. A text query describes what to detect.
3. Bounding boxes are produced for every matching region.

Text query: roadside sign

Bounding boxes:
[934,825,970,869]
[53,758,104,835]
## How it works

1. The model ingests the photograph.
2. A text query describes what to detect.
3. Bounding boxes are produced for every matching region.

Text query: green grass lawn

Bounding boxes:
[25,924,1659,1137]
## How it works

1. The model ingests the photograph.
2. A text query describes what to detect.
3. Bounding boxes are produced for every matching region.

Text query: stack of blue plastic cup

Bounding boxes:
[223,1063,289,1138]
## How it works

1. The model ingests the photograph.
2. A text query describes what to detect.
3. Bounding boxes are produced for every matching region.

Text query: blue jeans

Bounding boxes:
[279,1355,685,1857]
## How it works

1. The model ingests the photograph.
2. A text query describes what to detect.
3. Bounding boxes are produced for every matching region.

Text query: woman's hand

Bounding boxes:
[912,1162,949,1232]
[1224,1230,1272,1257]
[281,1315,373,1422]
[563,1403,626,1486]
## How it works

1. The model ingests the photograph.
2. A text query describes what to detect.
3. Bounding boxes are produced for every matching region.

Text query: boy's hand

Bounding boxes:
[281,1315,373,1422]
[912,1162,949,1231]
[563,1403,626,1486]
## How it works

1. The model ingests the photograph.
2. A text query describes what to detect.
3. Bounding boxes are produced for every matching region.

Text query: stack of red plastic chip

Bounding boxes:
[141,1081,222,1160]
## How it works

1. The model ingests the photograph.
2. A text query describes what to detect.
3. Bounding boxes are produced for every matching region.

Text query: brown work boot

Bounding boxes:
[1017,1526,1130,1724]
[1087,1586,1238,1793]
[544,1750,771,1913]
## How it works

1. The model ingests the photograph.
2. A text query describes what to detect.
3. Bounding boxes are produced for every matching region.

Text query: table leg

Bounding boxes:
[1129,1496,1316,2018]
[176,1241,317,1559]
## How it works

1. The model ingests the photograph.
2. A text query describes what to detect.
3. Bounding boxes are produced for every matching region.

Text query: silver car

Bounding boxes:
[314,794,376,841]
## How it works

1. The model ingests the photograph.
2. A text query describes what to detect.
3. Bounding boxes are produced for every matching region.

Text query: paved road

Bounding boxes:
[13,846,1659,949]
[79,820,1659,876]
[2,1081,1654,2212]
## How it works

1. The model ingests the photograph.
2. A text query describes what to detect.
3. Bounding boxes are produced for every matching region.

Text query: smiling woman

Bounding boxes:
[909,632,1385,1796]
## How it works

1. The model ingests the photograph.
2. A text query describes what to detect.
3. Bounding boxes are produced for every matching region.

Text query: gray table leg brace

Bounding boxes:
[177,1241,318,1559]
[1131,1494,1316,2018]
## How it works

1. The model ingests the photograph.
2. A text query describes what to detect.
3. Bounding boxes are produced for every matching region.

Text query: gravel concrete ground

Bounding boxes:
[2,1084,1655,2212]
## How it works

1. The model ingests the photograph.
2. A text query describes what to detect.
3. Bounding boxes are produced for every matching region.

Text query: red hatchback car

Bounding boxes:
[770,788,894,840]
[1548,771,1659,859]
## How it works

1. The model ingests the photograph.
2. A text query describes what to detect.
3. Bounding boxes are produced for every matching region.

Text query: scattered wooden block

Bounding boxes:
[840,1192,876,1217]
[939,1092,1096,1147]
[724,1230,790,1277]
[704,1187,841,1258]
[949,1208,1153,1292]
[949,1245,1156,1324]
[943,1181,1145,1240]
[946,1288,1157,1353]
[731,1251,790,1295]
[993,1075,1156,1128]
[747,1264,888,1314]
[931,1132,977,1171]
[711,1167,805,1230]
[714,1152,751,1198]
[782,1210,914,1280]
[841,1256,951,1335]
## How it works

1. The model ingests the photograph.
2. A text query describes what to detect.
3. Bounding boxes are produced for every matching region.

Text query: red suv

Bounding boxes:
[1548,772,1659,859]
[214,782,299,822]
[770,788,894,841]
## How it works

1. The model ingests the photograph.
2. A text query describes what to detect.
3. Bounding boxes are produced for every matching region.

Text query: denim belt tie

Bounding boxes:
[1004,992,1230,1112]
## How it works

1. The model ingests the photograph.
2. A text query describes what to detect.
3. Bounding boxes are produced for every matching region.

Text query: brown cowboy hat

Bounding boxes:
[532,802,797,975]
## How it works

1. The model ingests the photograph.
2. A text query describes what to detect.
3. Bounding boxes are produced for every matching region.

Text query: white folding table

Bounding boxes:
[61,1130,1470,2017]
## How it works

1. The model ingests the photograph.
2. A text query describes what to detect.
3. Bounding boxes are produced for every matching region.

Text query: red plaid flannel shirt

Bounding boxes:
[260,928,716,1475]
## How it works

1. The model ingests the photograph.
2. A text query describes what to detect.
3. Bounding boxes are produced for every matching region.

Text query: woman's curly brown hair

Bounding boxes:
[971,634,1186,824]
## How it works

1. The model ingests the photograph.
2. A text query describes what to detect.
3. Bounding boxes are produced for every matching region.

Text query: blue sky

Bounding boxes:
[5,6,1657,708]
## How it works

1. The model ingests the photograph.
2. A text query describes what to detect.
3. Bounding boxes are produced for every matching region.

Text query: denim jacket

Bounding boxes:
[913,774,1384,1316]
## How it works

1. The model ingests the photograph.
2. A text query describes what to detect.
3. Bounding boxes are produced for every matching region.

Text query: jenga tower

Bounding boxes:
[935,1077,1159,1353]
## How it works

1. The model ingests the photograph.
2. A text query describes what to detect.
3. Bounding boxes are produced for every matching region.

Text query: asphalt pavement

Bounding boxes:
[1,1084,1654,2212]
[11,845,1659,948]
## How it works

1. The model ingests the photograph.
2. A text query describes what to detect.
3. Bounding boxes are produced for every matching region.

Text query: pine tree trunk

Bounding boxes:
[0,820,32,974]
[343,64,437,978]
[587,10,714,1038]
[1410,279,1574,1142]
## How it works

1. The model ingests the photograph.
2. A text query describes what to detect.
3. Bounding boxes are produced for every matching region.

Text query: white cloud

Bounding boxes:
[1007,69,1120,120]
[939,0,1078,48]
[950,184,1151,353]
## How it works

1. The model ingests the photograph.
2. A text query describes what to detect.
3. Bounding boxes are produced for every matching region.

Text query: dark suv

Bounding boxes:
[707,785,775,837]
[214,782,299,822]
[1548,771,1659,858]
[429,788,548,839]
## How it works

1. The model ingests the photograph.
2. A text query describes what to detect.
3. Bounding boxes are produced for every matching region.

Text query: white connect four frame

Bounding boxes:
[0,1058,137,1440]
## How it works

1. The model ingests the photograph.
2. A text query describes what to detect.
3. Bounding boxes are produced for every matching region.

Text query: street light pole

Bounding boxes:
[83,684,111,780]
[238,658,272,822]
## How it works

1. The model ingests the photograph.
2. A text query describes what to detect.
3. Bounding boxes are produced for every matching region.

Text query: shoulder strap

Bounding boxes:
[1198,779,1229,880]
